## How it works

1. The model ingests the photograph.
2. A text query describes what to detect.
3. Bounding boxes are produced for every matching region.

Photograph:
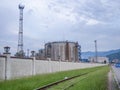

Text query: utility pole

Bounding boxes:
[94,40,98,63]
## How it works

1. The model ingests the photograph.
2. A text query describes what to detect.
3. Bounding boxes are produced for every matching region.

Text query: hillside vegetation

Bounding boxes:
[82,49,120,59]
[107,52,120,62]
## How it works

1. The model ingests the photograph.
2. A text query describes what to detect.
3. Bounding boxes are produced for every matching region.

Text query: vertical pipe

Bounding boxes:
[27,49,29,58]
[65,41,69,61]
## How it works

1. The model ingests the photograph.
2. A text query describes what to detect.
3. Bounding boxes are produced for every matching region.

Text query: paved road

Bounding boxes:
[108,70,115,90]
[112,65,120,89]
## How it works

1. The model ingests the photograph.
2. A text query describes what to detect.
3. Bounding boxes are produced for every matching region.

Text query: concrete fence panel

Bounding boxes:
[35,60,50,74]
[0,57,6,80]
[0,56,106,80]
[10,58,33,79]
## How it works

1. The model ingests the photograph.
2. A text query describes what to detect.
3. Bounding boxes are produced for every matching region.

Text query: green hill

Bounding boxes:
[106,52,120,62]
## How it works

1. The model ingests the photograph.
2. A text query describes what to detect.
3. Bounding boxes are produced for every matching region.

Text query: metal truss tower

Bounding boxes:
[17,4,25,57]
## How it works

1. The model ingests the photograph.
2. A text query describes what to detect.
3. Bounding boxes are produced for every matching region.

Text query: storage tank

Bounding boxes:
[45,41,80,62]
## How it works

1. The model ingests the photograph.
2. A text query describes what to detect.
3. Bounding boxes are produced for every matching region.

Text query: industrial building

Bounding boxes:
[88,56,109,63]
[45,41,81,62]
[35,49,45,60]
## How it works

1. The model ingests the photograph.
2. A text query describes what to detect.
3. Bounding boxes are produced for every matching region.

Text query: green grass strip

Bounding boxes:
[48,66,109,90]
[0,66,109,90]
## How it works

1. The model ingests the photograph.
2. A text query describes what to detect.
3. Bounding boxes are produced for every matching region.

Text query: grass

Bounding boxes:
[48,66,109,90]
[0,66,109,90]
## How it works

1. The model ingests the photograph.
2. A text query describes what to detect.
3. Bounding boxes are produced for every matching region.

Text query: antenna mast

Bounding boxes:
[17,4,25,57]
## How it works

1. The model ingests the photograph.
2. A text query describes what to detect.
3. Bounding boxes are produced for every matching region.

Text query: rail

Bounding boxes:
[34,68,101,90]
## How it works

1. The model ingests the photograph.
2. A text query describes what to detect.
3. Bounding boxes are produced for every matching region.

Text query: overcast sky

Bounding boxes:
[0,0,120,55]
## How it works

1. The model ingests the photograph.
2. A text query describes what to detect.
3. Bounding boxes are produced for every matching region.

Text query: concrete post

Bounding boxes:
[48,58,52,73]
[32,57,35,75]
[31,50,35,75]
[59,58,61,71]
[4,53,11,80]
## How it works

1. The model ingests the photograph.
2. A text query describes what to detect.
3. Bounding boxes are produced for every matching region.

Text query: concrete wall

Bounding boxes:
[0,57,5,80]
[10,58,33,79]
[0,55,106,80]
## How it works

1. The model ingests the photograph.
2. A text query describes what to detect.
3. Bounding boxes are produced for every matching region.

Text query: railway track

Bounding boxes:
[35,72,88,90]
[62,76,88,90]
[34,69,99,90]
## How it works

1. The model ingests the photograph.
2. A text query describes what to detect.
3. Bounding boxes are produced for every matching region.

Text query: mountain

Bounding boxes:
[81,49,120,59]
[106,52,120,62]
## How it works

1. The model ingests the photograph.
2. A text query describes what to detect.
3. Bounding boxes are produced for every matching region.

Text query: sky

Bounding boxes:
[0,0,120,55]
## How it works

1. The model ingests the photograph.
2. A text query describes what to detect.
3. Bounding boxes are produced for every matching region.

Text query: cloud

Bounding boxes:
[0,0,120,54]
[86,18,103,25]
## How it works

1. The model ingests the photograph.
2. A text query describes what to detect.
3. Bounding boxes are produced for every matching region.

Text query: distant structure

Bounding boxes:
[15,4,25,58]
[36,49,45,60]
[88,56,109,64]
[94,40,98,62]
[27,49,30,58]
[78,45,81,61]
[45,41,80,62]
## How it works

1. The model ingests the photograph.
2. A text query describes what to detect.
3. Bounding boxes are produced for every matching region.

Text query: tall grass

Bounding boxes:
[0,66,109,90]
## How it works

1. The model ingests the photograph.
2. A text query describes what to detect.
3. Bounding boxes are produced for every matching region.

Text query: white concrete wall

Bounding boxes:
[35,60,49,74]
[0,56,106,80]
[10,58,33,79]
[0,57,5,80]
